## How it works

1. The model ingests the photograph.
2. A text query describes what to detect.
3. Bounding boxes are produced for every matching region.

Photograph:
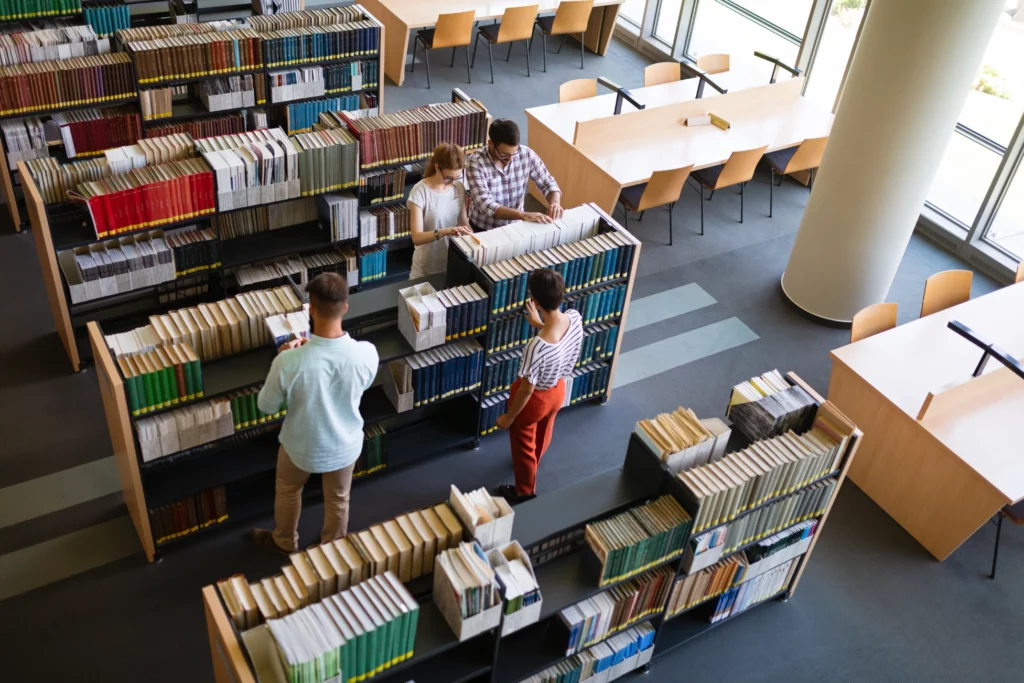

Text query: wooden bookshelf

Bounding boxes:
[200,372,860,683]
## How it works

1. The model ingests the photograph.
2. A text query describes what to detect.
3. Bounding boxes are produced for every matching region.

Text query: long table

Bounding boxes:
[829,283,1024,561]
[525,77,833,213]
[361,0,624,87]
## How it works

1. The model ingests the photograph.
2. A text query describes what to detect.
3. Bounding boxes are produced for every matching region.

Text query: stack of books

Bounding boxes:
[677,424,845,534]
[198,75,259,112]
[436,283,488,340]
[633,406,731,473]
[260,21,380,69]
[56,229,178,304]
[710,557,798,623]
[146,112,246,140]
[0,25,105,66]
[585,495,692,586]
[0,117,47,169]
[165,226,220,276]
[290,128,359,196]
[135,396,234,461]
[558,566,673,654]
[318,192,359,241]
[667,555,747,616]
[304,247,356,286]
[357,245,385,282]
[726,370,817,440]
[125,29,264,85]
[401,339,484,407]
[355,423,386,478]
[358,205,410,245]
[323,59,377,94]
[229,386,285,430]
[104,285,304,361]
[707,480,835,554]
[150,485,227,545]
[115,342,203,416]
[0,0,82,22]
[434,541,500,620]
[576,322,619,367]
[528,623,656,683]
[216,198,318,239]
[248,5,366,31]
[196,128,300,211]
[263,572,419,683]
[357,167,405,207]
[0,52,135,116]
[25,156,105,203]
[268,66,325,103]
[51,106,142,158]
[82,3,130,37]
[235,257,304,291]
[563,362,611,407]
[283,94,361,134]
[103,133,196,174]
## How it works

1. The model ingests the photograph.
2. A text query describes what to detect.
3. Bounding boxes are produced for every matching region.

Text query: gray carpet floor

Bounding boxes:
[0,34,1019,683]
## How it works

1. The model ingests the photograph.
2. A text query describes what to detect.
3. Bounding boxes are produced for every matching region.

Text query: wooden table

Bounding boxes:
[361,0,624,86]
[525,77,833,213]
[830,283,1024,561]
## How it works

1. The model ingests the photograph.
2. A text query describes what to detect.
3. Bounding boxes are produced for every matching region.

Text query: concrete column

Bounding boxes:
[781,0,1007,322]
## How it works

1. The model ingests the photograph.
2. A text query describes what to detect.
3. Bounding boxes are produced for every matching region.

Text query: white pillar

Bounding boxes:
[780,0,1007,322]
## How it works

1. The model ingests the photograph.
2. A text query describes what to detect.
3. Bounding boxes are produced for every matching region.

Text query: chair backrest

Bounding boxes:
[850,302,898,343]
[559,78,597,103]
[551,0,595,34]
[696,53,730,75]
[920,269,972,317]
[784,136,829,174]
[497,4,540,43]
[713,145,768,190]
[638,165,695,212]
[644,62,680,87]
[433,10,476,49]
[1015,262,1023,284]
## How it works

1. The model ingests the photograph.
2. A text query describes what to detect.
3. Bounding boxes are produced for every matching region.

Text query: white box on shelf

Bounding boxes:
[486,541,542,636]
[449,485,514,551]
[432,556,503,641]
[382,361,413,413]
[398,282,447,351]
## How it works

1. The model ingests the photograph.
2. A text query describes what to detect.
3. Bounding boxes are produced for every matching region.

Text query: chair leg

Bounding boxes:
[707,190,714,201]
[991,513,1003,579]
[638,211,644,222]
[542,33,547,72]
[700,187,705,236]
[740,182,745,223]
[525,40,531,77]
[580,32,584,69]
[424,47,431,89]
[450,47,456,67]
[488,42,494,84]
[668,202,674,246]
[558,34,567,53]
[769,168,774,218]
[809,168,815,189]
[472,33,479,66]
[410,37,418,73]
[464,45,471,83]
[506,42,513,61]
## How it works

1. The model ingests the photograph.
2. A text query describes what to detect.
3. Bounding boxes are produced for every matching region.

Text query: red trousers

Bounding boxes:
[509,377,566,496]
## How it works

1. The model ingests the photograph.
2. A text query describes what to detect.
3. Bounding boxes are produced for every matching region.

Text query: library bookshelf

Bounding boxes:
[200,372,860,683]
[89,202,641,562]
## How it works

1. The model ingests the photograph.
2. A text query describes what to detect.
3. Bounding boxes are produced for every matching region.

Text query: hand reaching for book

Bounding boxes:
[521,212,554,224]
[278,338,308,354]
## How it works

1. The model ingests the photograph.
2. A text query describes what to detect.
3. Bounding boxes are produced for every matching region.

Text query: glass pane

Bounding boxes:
[926,131,1002,226]
[654,0,684,44]
[803,1,867,111]
[985,161,1024,260]
[620,0,647,25]
[730,0,813,38]
[688,0,799,65]
[957,10,1024,148]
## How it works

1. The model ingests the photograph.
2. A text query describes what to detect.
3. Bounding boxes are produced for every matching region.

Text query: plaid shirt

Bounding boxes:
[466,145,560,230]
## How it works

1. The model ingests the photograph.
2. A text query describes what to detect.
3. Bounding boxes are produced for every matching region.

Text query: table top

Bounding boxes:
[378,0,624,28]
[832,283,1024,500]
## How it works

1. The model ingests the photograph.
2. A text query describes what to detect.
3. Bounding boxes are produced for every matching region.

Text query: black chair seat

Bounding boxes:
[478,23,501,42]
[692,164,725,190]
[618,183,646,212]
[764,145,799,174]
[416,28,436,48]
[536,16,555,34]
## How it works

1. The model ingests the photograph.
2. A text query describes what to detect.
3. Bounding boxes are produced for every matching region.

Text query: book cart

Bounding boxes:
[200,372,861,683]
[86,202,641,563]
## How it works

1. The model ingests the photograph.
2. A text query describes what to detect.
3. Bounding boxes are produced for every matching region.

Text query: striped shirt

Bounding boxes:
[518,310,584,389]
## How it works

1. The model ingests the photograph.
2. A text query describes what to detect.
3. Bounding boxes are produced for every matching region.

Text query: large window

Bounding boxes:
[987,163,1024,259]
[620,0,648,27]
[803,0,867,111]
[654,0,684,43]
[687,0,804,64]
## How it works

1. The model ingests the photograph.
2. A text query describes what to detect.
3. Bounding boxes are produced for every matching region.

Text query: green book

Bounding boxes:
[139,357,162,410]
[384,573,418,660]
[340,592,374,681]
[350,584,387,673]
[248,392,262,424]
[161,356,179,405]
[364,580,400,668]
[186,347,204,397]
[230,394,242,430]
[117,358,140,416]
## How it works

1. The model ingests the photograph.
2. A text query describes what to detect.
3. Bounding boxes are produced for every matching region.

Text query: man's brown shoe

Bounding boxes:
[250,528,290,556]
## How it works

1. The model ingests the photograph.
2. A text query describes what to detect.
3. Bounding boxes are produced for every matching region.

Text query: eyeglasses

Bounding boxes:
[491,142,519,162]
[441,173,464,184]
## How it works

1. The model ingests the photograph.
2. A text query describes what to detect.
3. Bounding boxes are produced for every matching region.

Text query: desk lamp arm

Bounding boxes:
[597,77,646,115]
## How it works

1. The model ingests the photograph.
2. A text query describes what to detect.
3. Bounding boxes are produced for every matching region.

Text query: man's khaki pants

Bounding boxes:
[271,447,355,552]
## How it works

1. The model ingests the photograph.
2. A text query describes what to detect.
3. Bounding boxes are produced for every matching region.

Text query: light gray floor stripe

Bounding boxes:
[625,283,717,332]
[0,516,138,602]
[0,457,119,530]
[613,317,760,388]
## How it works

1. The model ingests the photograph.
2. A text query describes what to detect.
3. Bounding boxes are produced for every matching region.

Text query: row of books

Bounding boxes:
[356,245,385,283]
[81,3,130,38]
[145,111,246,141]
[0,52,135,116]
[456,204,605,268]
[726,370,817,442]
[436,283,488,341]
[230,386,284,431]
[167,225,219,276]
[677,420,846,533]
[0,117,47,169]
[25,155,106,203]
[0,24,108,67]
[104,284,303,360]
[585,495,692,586]
[117,341,204,416]
[484,315,533,355]
[247,6,367,32]
[357,204,409,246]
[200,74,264,111]
[68,158,215,238]
[435,540,500,620]
[316,192,358,241]
[576,322,619,367]
[478,392,509,436]
[126,29,264,84]
[527,623,655,683]
[305,247,356,287]
[355,423,386,479]
[268,66,326,103]
[265,572,419,683]
[565,283,627,326]
[558,566,673,656]
[483,351,520,398]
[357,166,405,207]
[53,106,142,158]
[235,257,303,291]
[0,0,82,21]
[57,229,177,304]
[261,21,379,69]
[265,308,310,347]
[291,127,359,196]
[323,99,488,170]
[710,557,798,623]
[215,197,317,239]
[150,485,227,546]
[103,132,195,173]
[563,362,611,407]
[283,94,362,134]
[136,396,234,461]
[399,338,484,407]
[197,127,300,212]
[483,235,633,316]
[634,406,731,475]
[667,555,746,616]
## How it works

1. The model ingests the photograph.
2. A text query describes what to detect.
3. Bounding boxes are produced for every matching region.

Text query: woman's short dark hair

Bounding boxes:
[489,119,520,147]
[529,269,565,311]
[306,273,348,318]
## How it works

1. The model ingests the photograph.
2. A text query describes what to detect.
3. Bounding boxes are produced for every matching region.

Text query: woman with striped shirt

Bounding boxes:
[495,269,583,501]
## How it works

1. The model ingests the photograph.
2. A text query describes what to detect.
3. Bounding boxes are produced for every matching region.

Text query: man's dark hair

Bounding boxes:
[306,272,349,318]
[529,268,565,312]
[489,118,520,148]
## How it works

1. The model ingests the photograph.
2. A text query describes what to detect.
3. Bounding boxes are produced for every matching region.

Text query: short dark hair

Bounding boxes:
[306,272,349,318]
[529,269,564,312]
[489,119,520,148]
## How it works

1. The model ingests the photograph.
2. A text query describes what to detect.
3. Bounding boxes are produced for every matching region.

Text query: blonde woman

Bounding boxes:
[408,143,472,279]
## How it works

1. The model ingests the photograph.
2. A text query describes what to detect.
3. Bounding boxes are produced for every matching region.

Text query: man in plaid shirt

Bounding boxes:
[466,118,563,231]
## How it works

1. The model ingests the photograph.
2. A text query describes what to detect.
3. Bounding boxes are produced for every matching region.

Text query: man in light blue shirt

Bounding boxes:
[251,273,379,555]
